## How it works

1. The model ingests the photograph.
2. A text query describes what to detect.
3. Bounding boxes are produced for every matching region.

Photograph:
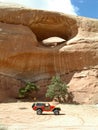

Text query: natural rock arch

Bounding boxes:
[0,7,78,42]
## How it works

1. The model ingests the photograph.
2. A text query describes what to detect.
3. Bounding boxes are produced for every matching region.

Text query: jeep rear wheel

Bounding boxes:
[54,109,59,115]
[36,109,42,115]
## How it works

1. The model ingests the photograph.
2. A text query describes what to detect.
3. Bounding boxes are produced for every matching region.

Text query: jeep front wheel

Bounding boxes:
[54,109,59,115]
[36,109,42,115]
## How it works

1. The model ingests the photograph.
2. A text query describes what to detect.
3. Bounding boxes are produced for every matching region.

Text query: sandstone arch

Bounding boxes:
[0,7,78,41]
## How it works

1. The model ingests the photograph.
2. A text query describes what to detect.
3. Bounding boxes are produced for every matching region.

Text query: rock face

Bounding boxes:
[0,3,98,103]
[68,69,98,104]
[0,74,25,102]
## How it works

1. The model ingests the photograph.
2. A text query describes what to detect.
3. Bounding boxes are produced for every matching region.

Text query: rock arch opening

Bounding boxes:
[41,36,66,47]
[30,14,78,43]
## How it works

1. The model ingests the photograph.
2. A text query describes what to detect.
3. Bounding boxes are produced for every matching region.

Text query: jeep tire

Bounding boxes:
[36,109,42,115]
[54,109,59,115]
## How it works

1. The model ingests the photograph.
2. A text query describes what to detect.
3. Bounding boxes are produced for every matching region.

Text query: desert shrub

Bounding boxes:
[19,82,39,98]
[46,76,69,102]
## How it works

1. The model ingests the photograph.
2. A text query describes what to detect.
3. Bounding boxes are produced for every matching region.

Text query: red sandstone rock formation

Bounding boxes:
[0,74,25,102]
[68,69,98,104]
[0,3,98,103]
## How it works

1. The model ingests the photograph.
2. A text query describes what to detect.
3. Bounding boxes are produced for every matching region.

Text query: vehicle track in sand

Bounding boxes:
[0,102,98,130]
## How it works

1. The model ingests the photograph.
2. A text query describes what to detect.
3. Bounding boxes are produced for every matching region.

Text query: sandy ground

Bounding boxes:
[0,102,98,130]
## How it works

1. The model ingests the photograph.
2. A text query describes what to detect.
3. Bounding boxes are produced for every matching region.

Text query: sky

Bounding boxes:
[0,0,98,19]
[71,0,98,19]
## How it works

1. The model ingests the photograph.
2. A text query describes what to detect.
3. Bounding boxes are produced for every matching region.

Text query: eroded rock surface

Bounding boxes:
[68,69,98,104]
[0,74,24,102]
[0,3,98,103]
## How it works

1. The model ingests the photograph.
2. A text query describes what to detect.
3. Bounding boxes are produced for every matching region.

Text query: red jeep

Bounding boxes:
[32,102,61,115]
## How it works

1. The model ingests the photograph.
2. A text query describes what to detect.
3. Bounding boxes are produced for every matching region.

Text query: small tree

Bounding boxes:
[19,82,39,98]
[46,76,69,102]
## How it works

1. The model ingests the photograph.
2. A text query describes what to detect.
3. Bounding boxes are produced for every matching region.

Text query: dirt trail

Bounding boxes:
[0,102,98,130]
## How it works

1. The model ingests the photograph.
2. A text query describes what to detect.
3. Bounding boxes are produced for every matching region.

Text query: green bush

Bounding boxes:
[46,76,69,102]
[19,82,39,98]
